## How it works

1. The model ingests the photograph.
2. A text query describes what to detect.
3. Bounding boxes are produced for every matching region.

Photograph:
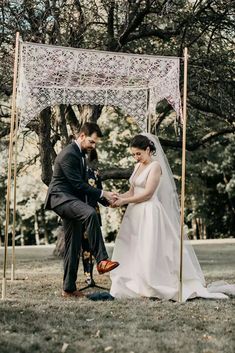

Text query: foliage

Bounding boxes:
[185,134,235,238]
[0,132,58,245]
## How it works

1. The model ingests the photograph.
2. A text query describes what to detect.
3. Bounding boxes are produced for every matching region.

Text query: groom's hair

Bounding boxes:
[79,122,103,138]
[130,135,156,154]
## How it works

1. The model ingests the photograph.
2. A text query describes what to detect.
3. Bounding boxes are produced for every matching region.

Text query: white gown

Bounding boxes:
[110,161,230,301]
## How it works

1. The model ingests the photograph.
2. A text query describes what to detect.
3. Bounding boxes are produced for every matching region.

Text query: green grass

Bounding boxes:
[0,244,234,353]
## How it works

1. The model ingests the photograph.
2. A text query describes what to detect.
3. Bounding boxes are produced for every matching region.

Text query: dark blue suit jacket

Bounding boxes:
[44,142,102,210]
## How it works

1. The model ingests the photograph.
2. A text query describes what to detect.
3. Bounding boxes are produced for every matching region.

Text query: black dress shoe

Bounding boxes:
[62,290,85,298]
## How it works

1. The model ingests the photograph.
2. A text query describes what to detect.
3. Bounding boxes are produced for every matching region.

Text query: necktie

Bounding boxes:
[81,150,86,166]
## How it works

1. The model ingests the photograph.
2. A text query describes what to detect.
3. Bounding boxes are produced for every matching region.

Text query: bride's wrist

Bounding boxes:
[122,198,129,205]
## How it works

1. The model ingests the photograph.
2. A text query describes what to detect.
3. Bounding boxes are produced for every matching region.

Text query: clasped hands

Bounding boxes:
[102,191,125,207]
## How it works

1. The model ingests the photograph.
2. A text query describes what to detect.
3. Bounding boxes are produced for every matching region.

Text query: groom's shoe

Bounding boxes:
[62,290,85,298]
[97,260,119,274]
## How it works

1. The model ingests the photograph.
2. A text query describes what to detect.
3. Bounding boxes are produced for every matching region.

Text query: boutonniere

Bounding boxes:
[88,178,96,187]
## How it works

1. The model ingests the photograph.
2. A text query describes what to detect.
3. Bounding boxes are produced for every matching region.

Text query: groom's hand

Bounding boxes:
[103,191,119,204]
[109,198,119,207]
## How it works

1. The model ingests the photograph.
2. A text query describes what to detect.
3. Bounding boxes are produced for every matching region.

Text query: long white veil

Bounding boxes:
[141,133,235,297]
[141,133,205,285]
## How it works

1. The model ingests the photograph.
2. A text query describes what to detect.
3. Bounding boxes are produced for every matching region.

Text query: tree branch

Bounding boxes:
[127,27,181,43]
[159,127,235,151]
[100,167,133,181]
[117,2,152,48]
[189,97,234,122]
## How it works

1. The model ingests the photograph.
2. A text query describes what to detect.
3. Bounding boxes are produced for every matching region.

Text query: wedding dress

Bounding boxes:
[110,134,234,301]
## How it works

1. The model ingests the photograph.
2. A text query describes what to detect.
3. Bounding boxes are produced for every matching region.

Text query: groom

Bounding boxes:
[45,122,119,297]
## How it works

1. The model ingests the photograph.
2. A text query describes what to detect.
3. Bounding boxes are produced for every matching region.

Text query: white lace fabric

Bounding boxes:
[16,42,182,129]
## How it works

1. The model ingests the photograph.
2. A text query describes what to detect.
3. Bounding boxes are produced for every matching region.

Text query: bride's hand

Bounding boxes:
[113,197,126,207]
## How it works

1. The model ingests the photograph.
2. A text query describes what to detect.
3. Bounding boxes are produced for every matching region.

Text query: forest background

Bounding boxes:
[0,0,234,248]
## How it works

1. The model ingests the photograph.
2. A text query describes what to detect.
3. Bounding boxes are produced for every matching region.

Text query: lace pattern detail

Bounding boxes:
[16,42,182,129]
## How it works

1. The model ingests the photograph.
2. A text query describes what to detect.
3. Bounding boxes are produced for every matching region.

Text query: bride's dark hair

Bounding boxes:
[130,134,156,154]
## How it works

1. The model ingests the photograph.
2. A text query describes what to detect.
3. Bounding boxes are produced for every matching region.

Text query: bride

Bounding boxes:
[110,133,233,301]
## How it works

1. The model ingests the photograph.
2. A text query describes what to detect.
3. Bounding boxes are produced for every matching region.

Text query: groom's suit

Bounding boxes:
[44,141,108,292]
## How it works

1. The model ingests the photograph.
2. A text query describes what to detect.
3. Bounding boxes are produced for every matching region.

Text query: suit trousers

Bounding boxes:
[53,198,108,292]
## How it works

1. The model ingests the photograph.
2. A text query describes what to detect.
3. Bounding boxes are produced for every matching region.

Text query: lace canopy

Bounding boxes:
[16,42,182,130]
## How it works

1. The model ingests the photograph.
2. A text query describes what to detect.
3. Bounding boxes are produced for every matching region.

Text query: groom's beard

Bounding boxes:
[84,146,95,153]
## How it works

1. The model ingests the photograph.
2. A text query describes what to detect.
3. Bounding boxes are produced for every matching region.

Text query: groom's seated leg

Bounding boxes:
[55,200,119,276]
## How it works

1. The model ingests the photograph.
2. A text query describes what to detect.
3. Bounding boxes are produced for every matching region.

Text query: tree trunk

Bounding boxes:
[20,220,25,246]
[40,206,49,245]
[38,107,54,186]
[192,217,198,240]
[195,218,201,240]
[34,211,40,245]
[53,225,65,257]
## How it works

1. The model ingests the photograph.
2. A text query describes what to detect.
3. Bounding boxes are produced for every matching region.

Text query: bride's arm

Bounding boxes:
[117,164,137,199]
[118,185,134,199]
[114,163,161,206]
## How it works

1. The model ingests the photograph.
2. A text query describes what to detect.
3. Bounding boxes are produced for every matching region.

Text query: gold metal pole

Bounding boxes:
[11,109,19,281]
[2,32,20,299]
[179,47,188,303]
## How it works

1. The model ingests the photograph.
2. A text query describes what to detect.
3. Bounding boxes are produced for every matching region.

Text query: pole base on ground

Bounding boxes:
[2,277,6,300]
[178,281,183,302]
[11,264,15,281]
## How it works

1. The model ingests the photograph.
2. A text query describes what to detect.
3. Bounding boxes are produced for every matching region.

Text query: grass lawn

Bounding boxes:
[0,243,234,353]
